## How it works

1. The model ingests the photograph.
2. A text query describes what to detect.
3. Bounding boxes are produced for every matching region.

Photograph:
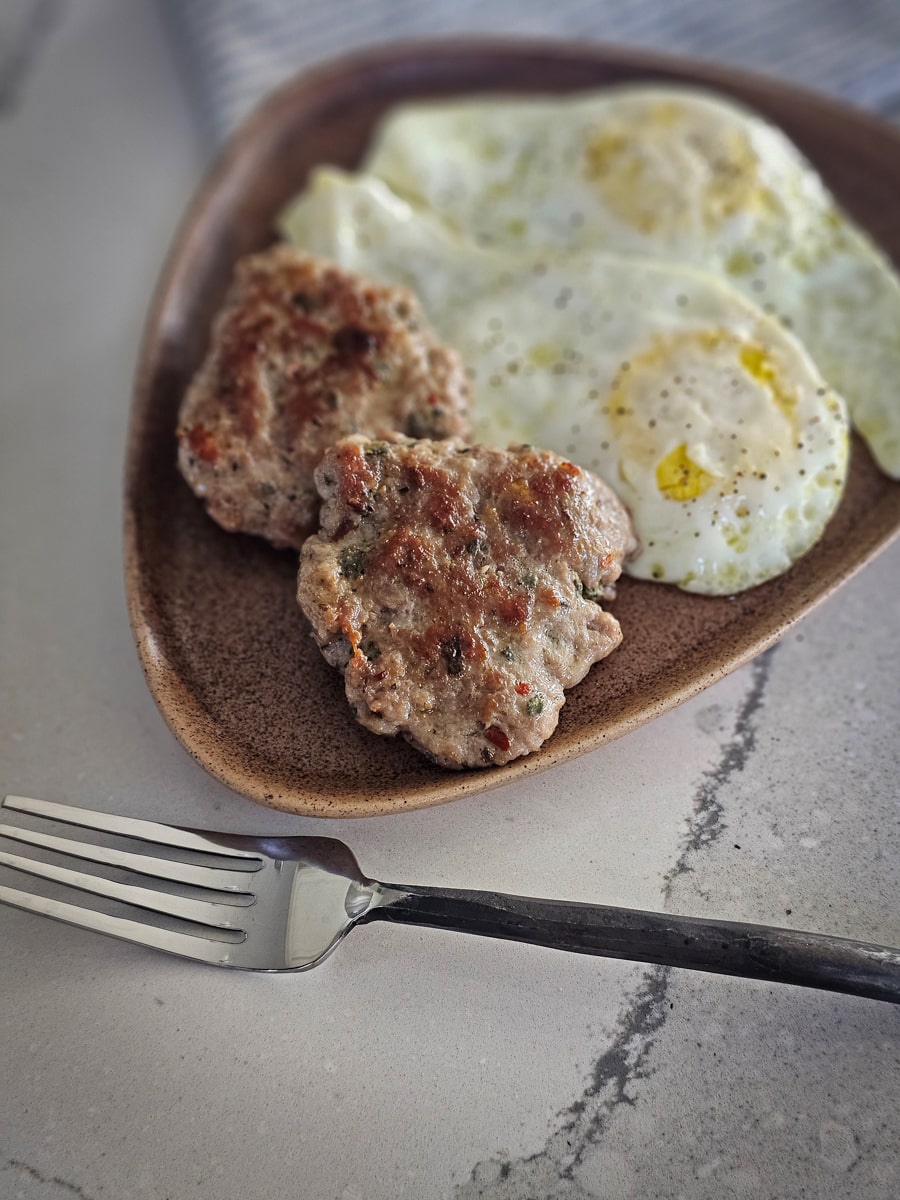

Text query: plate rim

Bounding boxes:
[124,37,900,818]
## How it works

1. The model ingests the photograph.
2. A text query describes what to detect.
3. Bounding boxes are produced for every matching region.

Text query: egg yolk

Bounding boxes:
[604,327,801,504]
[582,103,765,234]
[656,443,717,500]
[738,343,797,421]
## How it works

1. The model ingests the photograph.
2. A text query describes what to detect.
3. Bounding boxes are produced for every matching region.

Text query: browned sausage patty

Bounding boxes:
[176,245,471,549]
[297,436,636,768]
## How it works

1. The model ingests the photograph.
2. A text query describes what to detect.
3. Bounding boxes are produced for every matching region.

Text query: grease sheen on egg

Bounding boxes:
[282,171,849,595]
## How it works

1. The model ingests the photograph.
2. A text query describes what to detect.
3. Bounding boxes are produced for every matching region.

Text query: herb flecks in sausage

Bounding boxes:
[177,245,471,550]
[298,435,636,768]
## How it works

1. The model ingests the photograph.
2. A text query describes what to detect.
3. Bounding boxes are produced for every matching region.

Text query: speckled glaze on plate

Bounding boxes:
[124,40,900,818]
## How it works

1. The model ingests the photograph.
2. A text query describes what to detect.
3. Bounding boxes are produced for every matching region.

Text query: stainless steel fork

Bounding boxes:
[2,794,899,1003]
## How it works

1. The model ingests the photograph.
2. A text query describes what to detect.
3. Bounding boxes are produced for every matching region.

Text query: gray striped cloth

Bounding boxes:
[163,0,900,142]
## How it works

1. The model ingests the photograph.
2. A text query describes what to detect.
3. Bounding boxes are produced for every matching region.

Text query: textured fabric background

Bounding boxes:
[164,0,900,141]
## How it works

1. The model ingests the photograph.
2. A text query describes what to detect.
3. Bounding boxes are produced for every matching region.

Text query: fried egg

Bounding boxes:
[364,86,900,479]
[282,171,849,594]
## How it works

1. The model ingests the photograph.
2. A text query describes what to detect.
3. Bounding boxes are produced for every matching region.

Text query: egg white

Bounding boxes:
[365,86,900,478]
[282,170,849,594]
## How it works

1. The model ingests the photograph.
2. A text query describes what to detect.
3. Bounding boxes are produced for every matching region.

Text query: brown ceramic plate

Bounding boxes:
[125,40,900,818]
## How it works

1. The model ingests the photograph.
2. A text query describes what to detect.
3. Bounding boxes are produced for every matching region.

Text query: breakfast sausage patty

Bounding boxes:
[176,245,471,549]
[297,436,637,768]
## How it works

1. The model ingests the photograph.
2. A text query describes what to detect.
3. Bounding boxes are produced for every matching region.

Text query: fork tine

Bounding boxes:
[2,796,263,860]
[0,883,238,965]
[0,824,257,893]
[0,848,247,929]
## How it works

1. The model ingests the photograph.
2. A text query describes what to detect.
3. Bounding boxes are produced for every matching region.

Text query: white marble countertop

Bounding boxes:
[1,4,898,1199]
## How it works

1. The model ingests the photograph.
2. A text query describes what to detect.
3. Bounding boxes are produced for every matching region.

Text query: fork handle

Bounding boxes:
[365,885,900,1004]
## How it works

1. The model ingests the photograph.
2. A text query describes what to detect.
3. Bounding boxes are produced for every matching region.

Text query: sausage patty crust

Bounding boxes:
[297,436,637,768]
[176,245,471,549]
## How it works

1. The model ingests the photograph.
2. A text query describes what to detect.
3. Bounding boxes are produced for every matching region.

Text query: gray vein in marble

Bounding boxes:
[455,966,672,1200]
[457,648,777,1199]
[5,1158,96,1200]
[560,966,671,1172]
[662,647,777,901]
